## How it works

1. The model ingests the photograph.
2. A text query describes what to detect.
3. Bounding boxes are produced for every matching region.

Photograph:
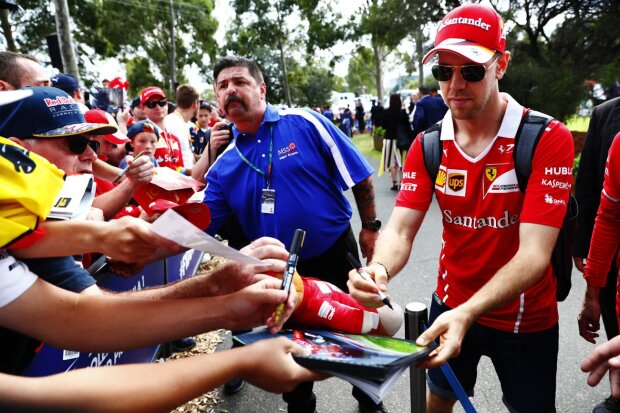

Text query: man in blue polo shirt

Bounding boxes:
[203,56,384,413]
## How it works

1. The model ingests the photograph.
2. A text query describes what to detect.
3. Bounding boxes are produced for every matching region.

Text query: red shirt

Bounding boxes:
[396,94,574,333]
[154,130,183,170]
[290,277,380,334]
[584,132,620,288]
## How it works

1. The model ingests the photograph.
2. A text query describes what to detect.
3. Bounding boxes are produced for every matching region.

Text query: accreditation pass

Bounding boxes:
[261,188,275,214]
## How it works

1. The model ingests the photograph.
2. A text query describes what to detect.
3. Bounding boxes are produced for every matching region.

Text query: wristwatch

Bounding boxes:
[361,219,382,231]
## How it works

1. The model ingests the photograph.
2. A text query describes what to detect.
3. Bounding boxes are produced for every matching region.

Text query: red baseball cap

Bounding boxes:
[140,86,166,105]
[422,4,506,65]
[150,200,211,231]
[84,109,130,144]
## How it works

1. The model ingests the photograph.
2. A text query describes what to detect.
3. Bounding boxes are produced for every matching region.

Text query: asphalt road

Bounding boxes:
[215,151,608,413]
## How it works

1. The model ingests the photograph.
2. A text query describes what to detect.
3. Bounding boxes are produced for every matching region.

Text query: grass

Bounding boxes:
[351,133,382,160]
[565,115,590,132]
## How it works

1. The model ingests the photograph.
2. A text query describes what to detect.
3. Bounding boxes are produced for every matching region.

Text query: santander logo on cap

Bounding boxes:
[422,4,506,64]
[438,16,493,32]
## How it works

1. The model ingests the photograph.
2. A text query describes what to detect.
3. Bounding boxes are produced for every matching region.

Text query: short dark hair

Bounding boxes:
[198,100,212,111]
[175,84,199,109]
[213,56,264,85]
[0,51,40,89]
[430,85,439,93]
[419,85,430,95]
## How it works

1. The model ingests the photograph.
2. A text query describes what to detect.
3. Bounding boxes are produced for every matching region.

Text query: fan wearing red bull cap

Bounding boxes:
[348,4,573,412]
[0,93,323,406]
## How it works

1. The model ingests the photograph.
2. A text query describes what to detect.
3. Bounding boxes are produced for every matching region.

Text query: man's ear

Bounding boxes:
[496,52,510,80]
[259,82,267,100]
[0,80,15,91]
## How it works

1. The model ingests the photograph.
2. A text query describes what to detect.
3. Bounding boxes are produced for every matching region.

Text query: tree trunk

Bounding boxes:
[168,0,177,92]
[1,10,17,52]
[277,38,292,107]
[52,0,80,81]
[415,30,424,87]
[373,43,384,104]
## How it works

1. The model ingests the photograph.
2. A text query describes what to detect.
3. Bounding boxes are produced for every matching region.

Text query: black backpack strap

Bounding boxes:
[421,121,443,184]
[513,110,553,192]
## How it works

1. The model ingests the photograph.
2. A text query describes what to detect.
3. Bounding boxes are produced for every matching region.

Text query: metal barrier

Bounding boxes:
[405,302,428,413]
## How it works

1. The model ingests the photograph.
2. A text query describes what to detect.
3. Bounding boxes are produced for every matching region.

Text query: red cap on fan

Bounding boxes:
[422,4,506,64]
[150,200,211,231]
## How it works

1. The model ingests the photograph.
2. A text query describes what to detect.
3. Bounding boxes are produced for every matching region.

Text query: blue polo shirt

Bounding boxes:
[203,104,373,259]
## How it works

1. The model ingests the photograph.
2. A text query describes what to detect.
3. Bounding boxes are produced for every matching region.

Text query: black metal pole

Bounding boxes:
[405,302,428,413]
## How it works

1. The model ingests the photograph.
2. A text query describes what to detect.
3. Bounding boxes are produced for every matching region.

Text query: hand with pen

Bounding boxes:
[222,276,297,334]
[114,152,154,186]
[347,261,392,309]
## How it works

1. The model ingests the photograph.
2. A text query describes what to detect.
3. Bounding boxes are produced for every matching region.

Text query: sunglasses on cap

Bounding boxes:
[145,99,168,109]
[432,55,500,83]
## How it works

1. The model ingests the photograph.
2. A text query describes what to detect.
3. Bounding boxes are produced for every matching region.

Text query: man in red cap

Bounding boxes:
[348,4,573,412]
[140,86,184,172]
[85,108,154,220]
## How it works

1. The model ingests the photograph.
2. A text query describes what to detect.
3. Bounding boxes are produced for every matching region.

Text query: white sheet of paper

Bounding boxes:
[150,209,265,266]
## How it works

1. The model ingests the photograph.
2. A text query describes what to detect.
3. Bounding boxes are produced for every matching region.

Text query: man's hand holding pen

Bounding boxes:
[222,276,297,334]
[347,262,391,309]
[124,153,154,186]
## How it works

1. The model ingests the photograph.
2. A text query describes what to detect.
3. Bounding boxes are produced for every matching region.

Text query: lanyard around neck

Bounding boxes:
[235,125,274,188]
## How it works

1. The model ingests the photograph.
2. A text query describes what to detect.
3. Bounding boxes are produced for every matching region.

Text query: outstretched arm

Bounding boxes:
[0,274,296,352]
[416,222,558,368]
[0,337,324,413]
[119,236,289,300]
[348,206,425,308]
[10,217,181,262]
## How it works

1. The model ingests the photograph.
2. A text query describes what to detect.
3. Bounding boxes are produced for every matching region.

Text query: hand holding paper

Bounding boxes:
[150,209,265,266]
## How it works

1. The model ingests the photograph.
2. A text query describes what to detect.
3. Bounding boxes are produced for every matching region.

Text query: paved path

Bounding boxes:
[216,141,607,412]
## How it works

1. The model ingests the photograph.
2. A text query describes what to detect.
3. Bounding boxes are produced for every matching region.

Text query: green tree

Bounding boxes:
[288,62,338,107]
[353,0,449,103]
[224,0,345,107]
[495,0,620,121]
[1,0,218,96]
[346,46,376,96]
[125,57,160,98]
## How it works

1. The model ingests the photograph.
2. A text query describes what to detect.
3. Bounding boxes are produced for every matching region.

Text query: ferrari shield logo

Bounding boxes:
[485,167,497,181]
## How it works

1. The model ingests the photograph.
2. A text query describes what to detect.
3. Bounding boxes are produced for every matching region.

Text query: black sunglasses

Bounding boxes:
[64,135,100,155]
[432,56,499,83]
[145,99,168,109]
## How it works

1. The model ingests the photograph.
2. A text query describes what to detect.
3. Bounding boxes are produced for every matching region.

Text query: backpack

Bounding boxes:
[421,110,577,301]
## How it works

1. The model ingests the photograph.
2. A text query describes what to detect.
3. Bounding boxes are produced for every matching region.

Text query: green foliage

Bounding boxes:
[346,47,376,96]
[565,115,590,133]
[573,153,581,177]
[352,0,448,102]
[224,0,345,105]
[2,0,218,94]
[288,63,338,107]
[126,57,160,97]
[351,132,381,160]
[496,0,620,121]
